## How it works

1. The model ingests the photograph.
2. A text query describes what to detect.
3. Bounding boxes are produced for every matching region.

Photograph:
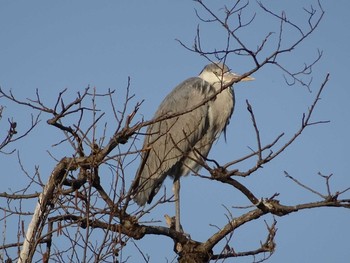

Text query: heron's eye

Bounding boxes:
[214,70,221,76]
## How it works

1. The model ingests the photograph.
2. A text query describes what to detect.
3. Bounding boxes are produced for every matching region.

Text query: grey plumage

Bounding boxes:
[133,63,253,206]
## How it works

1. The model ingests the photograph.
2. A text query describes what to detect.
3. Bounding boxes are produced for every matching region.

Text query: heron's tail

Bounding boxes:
[133,176,164,206]
[131,148,164,205]
[133,182,152,206]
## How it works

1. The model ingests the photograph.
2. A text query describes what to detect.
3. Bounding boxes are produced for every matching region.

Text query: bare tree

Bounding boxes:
[1,1,349,263]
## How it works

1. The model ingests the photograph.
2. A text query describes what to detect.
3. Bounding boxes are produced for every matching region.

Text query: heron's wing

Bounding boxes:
[133,77,215,205]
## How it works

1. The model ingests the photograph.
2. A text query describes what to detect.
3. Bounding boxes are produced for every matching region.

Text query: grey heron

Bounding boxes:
[132,62,254,231]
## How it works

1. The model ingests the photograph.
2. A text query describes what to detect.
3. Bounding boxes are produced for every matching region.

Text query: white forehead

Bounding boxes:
[200,63,230,74]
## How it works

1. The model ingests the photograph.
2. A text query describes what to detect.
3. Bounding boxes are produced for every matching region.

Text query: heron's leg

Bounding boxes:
[173,179,181,232]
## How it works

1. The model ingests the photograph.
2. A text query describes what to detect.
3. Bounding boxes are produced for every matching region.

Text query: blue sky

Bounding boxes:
[1,1,349,262]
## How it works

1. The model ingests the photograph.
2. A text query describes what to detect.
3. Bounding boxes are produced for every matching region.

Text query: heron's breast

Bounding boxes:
[208,89,234,136]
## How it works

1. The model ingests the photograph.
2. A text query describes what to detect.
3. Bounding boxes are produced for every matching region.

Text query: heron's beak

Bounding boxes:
[240,75,255,82]
[224,72,254,81]
[223,72,254,83]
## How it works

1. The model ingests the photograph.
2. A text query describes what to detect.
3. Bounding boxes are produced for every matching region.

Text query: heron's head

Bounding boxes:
[198,62,254,87]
